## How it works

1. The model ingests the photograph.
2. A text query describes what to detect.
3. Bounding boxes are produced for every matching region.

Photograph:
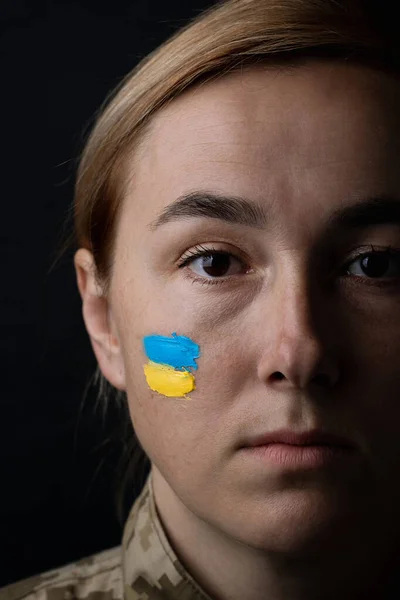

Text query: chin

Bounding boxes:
[227,488,353,555]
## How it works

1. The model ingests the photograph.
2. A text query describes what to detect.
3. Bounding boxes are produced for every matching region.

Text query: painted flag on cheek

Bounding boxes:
[143,333,200,397]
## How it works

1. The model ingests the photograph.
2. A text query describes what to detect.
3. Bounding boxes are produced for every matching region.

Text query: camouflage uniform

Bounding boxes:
[0,471,212,600]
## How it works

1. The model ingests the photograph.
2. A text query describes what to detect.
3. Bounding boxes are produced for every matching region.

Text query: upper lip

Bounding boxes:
[242,429,355,449]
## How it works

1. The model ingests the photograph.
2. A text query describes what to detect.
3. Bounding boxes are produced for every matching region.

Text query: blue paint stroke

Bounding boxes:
[143,332,200,370]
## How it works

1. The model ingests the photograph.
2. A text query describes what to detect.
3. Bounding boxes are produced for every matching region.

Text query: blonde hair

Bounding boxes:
[58,0,399,523]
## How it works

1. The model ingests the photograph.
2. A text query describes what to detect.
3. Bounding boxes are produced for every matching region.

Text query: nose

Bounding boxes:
[256,275,340,391]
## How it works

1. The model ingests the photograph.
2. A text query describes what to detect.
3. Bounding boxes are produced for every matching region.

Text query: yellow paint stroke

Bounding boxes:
[144,361,195,397]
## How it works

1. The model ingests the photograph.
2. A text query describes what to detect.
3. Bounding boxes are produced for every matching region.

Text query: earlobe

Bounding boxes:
[74,248,126,391]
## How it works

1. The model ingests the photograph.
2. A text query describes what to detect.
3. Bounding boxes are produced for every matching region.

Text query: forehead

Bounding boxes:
[124,61,400,228]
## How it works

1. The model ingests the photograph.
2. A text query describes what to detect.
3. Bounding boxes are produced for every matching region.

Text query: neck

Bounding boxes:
[151,468,398,600]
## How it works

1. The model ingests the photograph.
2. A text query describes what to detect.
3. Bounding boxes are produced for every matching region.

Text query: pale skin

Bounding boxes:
[75,62,400,600]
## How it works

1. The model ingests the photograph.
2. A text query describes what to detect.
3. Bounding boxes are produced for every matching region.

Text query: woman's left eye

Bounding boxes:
[343,248,400,281]
[179,250,248,279]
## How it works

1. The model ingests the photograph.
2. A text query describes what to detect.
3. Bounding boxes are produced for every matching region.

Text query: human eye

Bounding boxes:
[341,245,400,288]
[177,244,251,285]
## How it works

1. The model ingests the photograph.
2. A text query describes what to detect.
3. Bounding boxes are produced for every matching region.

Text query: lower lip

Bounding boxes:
[242,443,352,469]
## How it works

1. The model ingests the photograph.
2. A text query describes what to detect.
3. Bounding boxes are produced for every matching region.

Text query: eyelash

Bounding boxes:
[177,244,400,288]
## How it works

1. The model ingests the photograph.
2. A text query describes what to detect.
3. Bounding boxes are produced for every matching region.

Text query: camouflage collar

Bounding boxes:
[122,470,212,599]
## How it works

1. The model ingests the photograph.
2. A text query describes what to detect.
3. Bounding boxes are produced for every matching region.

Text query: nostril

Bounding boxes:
[272,372,285,381]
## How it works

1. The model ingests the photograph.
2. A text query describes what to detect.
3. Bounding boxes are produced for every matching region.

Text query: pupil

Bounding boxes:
[202,253,230,276]
[361,254,388,278]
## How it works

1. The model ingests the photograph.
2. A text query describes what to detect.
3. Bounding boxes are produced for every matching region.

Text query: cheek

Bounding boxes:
[344,309,400,390]
[340,314,400,466]
[114,280,259,466]
[120,325,248,469]
[117,279,253,401]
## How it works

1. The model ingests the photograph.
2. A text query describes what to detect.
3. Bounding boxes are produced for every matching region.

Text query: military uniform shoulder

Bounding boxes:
[0,546,122,600]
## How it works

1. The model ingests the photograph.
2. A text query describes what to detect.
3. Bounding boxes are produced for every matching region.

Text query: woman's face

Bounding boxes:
[84,62,400,550]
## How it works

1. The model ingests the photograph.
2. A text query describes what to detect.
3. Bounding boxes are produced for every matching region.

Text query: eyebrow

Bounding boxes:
[148,191,400,232]
[148,191,268,230]
[326,195,400,232]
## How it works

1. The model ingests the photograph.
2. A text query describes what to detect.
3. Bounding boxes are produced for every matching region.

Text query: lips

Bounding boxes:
[242,429,355,450]
[239,428,356,469]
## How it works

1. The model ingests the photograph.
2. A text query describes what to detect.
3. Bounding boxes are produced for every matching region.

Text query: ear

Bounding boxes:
[74,248,126,391]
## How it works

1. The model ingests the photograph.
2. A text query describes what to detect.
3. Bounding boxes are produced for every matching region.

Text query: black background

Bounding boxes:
[0,0,215,586]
